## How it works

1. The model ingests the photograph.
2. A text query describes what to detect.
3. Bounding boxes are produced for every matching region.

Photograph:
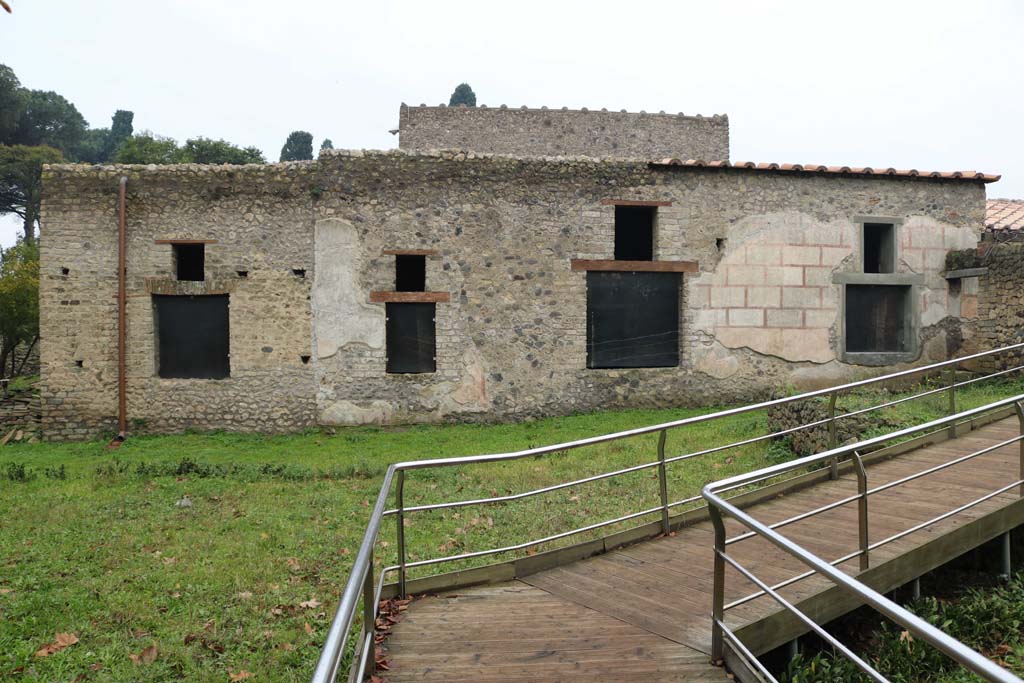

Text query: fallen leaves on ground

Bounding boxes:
[299,598,322,609]
[229,670,253,681]
[34,632,79,657]
[129,643,158,665]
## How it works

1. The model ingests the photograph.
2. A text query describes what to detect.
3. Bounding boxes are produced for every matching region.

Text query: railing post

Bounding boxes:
[1016,401,1024,498]
[709,504,727,663]
[657,430,671,535]
[363,548,376,677]
[947,366,958,440]
[396,470,407,598]
[828,391,839,480]
[852,451,869,571]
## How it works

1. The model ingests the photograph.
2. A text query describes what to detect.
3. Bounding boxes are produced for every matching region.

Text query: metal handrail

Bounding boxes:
[312,343,1024,683]
[702,395,1024,683]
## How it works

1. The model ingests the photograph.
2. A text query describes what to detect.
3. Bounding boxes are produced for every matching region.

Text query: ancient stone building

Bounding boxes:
[38,106,1004,439]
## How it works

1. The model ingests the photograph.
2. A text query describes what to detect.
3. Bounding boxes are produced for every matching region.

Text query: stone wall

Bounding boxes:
[39,163,319,440]
[397,104,729,161]
[977,239,1024,371]
[39,150,987,439]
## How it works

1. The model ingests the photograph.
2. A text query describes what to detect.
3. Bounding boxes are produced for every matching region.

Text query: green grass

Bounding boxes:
[5,374,38,393]
[2,376,1022,681]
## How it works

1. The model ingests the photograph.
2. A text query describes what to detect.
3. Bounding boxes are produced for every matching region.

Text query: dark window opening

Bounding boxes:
[845,285,911,353]
[386,302,435,373]
[154,294,230,379]
[292,268,306,278]
[715,238,727,254]
[174,244,205,281]
[863,223,896,273]
[587,271,679,368]
[237,270,249,278]
[74,360,83,368]
[61,267,70,276]
[614,206,655,261]
[300,354,311,365]
[395,255,426,292]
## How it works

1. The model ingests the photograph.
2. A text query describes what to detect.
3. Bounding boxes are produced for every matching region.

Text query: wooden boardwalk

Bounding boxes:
[381,416,1023,682]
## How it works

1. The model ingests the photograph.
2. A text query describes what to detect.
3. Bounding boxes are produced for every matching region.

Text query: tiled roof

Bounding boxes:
[986,199,1024,232]
[650,158,1001,183]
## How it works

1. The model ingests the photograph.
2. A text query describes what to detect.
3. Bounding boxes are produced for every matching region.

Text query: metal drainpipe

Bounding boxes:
[115,176,128,441]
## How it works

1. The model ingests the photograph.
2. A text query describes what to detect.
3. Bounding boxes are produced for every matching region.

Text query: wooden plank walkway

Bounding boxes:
[381,417,1022,682]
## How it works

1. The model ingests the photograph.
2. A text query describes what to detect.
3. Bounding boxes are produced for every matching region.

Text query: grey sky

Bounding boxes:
[3,0,1022,247]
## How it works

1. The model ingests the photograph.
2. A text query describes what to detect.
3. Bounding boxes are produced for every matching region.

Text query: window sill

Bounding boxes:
[841,351,918,367]
[832,272,923,286]
[369,291,451,303]
[571,259,698,273]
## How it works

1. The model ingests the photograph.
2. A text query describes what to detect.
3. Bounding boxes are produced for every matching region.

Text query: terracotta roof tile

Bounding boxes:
[650,159,1001,183]
[986,199,1024,231]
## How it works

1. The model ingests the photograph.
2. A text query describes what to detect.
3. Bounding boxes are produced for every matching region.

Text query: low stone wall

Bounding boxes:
[977,239,1024,371]
[766,396,896,457]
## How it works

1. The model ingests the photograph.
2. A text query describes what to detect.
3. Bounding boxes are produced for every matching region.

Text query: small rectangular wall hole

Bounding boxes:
[614,206,655,261]
[863,223,895,273]
[154,294,230,378]
[386,302,436,373]
[395,255,426,292]
[845,284,911,353]
[174,244,205,281]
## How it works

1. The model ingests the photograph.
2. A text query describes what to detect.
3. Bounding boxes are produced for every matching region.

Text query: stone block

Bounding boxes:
[766,309,803,328]
[782,286,821,309]
[746,286,781,308]
[745,244,782,265]
[710,286,745,308]
[782,245,820,266]
[804,309,835,328]
[727,308,765,327]
[728,265,766,286]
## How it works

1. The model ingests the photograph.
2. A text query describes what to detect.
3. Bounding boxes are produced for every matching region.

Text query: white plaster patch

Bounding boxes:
[312,218,385,358]
[320,399,394,426]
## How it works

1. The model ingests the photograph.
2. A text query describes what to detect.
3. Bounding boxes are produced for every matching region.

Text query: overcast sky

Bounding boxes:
[2,0,1022,247]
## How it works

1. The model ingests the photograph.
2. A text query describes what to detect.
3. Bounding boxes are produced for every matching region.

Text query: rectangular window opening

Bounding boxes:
[386,302,436,373]
[154,294,230,379]
[174,243,205,281]
[586,271,679,369]
[614,206,655,261]
[395,255,426,292]
[863,223,896,273]
[845,285,911,353]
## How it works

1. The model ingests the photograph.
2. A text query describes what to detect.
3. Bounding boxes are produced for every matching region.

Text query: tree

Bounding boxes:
[279,131,313,161]
[102,109,134,161]
[0,64,22,143]
[74,127,109,164]
[114,133,181,164]
[0,144,63,244]
[320,138,333,152]
[449,83,476,107]
[14,89,87,157]
[0,240,39,378]
[180,137,265,164]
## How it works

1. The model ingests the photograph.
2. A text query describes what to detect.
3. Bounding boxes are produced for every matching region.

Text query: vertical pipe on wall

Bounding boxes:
[116,177,128,441]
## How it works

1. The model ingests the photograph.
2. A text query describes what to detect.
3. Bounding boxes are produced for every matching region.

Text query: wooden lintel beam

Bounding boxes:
[154,239,219,245]
[570,259,698,273]
[382,249,441,256]
[369,291,451,303]
[599,199,673,207]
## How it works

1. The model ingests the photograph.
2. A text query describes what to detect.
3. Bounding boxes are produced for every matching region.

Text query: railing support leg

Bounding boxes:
[363,548,376,677]
[787,638,799,662]
[709,504,727,663]
[852,451,870,571]
[999,532,1012,582]
[911,577,921,601]
[657,430,670,535]
[946,367,957,440]
[828,391,839,480]
[396,470,407,598]
[1015,401,1024,498]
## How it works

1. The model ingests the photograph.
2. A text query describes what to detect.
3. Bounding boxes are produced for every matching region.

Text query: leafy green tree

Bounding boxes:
[114,133,181,164]
[449,83,476,107]
[0,64,23,143]
[0,240,39,378]
[181,137,265,164]
[102,109,134,161]
[0,144,63,244]
[279,131,313,161]
[14,89,87,157]
[74,127,109,164]
[320,138,333,152]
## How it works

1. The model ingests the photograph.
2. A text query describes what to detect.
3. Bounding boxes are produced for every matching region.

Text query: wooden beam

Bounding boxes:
[369,291,451,303]
[571,259,698,273]
[154,239,218,245]
[599,199,673,207]
[382,249,441,257]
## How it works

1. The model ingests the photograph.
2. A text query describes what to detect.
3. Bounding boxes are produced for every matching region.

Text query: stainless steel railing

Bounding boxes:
[312,343,1024,683]
[702,396,1024,683]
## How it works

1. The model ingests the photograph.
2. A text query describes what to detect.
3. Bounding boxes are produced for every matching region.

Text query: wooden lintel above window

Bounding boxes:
[369,291,451,303]
[599,199,672,207]
[154,239,219,245]
[382,249,441,256]
[571,259,698,273]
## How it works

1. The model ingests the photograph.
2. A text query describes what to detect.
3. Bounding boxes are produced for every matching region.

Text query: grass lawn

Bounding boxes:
[2,376,1022,682]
